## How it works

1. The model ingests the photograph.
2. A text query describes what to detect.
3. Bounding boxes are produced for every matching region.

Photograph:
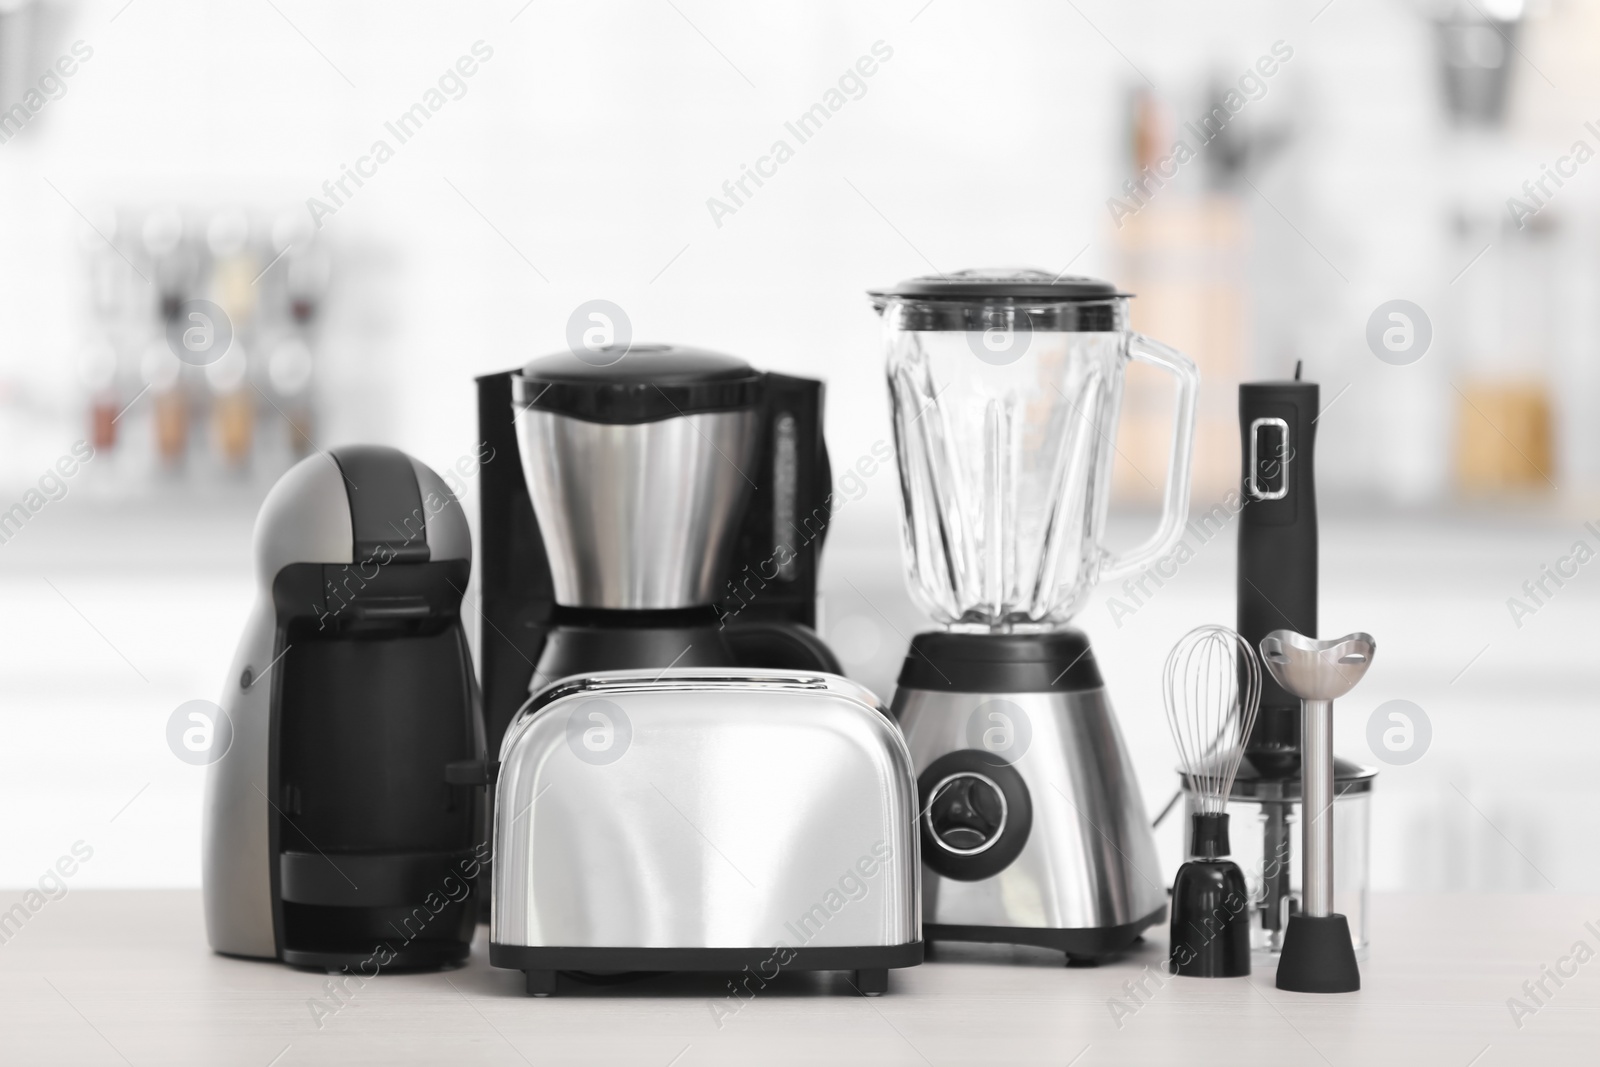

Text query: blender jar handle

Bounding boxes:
[1098,332,1199,583]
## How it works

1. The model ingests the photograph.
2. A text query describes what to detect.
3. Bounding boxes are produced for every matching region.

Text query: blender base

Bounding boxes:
[926,909,1165,965]
[1275,913,1360,993]
[893,630,1169,969]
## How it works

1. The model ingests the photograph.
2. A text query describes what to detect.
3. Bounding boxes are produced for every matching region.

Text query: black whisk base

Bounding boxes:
[1168,858,1253,978]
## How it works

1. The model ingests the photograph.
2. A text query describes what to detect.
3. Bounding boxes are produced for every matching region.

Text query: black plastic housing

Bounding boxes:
[915,750,1033,882]
[1276,913,1361,993]
[1188,811,1231,859]
[926,912,1165,967]
[1169,852,1252,978]
[491,942,923,998]
[1237,381,1319,774]
[531,606,841,684]
[475,370,559,759]
[515,345,766,424]
[268,557,483,971]
[896,630,1103,694]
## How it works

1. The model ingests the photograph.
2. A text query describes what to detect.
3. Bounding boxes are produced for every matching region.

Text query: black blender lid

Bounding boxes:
[514,344,764,424]
[869,270,1128,332]
[869,268,1127,303]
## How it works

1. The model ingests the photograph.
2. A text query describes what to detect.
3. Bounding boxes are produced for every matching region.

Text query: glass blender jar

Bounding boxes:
[876,270,1198,629]
[872,269,1201,961]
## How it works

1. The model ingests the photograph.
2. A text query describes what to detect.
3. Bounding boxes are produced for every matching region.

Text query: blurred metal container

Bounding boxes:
[1433,0,1523,126]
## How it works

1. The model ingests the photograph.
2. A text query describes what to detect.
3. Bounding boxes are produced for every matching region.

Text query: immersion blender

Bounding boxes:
[1259,630,1375,993]
[1236,368,1319,947]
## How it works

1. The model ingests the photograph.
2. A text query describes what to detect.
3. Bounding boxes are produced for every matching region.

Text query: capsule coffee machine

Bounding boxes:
[476,345,841,755]
[870,270,1198,962]
[203,446,486,969]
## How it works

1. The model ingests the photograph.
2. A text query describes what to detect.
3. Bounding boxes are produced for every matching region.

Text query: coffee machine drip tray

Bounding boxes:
[892,630,1167,964]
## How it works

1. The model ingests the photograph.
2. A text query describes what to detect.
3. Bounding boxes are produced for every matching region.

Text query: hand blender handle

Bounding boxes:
[1236,380,1319,759]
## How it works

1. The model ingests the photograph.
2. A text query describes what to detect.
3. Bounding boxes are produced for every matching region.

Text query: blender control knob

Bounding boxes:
[927,773,1007,854]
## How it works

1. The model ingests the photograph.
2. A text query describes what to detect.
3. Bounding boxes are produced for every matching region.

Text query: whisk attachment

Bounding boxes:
[1164,624,1262,818]
[1162,624,1262,978]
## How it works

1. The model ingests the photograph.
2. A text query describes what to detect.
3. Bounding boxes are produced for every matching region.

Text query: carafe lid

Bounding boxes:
[515,344,764,424]
[869,268,1126,304]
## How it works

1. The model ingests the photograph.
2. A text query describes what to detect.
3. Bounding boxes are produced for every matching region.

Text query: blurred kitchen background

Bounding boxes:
[1,0,1596,900]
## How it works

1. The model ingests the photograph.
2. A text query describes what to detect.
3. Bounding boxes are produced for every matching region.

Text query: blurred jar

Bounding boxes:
[141,340,187,467]
[266,337,316,457]
[206,342,252,469]
[79,340,120,454]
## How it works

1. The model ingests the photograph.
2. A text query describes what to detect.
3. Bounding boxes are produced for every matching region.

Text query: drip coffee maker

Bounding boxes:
[870,269,1199,962]
[476,346,840,754]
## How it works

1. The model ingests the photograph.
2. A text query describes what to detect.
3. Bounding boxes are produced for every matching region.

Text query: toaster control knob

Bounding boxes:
[927,773,1007,855]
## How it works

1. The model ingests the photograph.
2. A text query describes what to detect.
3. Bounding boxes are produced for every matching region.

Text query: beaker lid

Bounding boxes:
[869,268,1126,304]
[1188,754,1378,801]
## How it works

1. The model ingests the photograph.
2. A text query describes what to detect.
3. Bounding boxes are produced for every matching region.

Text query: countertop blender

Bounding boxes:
[869,270,1199,963]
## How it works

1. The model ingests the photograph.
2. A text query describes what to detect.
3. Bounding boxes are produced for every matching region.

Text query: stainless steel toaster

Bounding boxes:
[489,668,922,996]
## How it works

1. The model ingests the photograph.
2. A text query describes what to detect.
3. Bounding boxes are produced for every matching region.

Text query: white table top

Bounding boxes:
[0,890,1594,1065]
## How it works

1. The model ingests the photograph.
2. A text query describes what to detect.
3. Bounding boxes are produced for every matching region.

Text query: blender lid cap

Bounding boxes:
[868,268,1127,303]
[515,344,765,424]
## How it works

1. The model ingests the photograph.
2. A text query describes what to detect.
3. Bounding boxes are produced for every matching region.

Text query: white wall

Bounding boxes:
[0,0,1597,894]
[2,0,1587,505]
